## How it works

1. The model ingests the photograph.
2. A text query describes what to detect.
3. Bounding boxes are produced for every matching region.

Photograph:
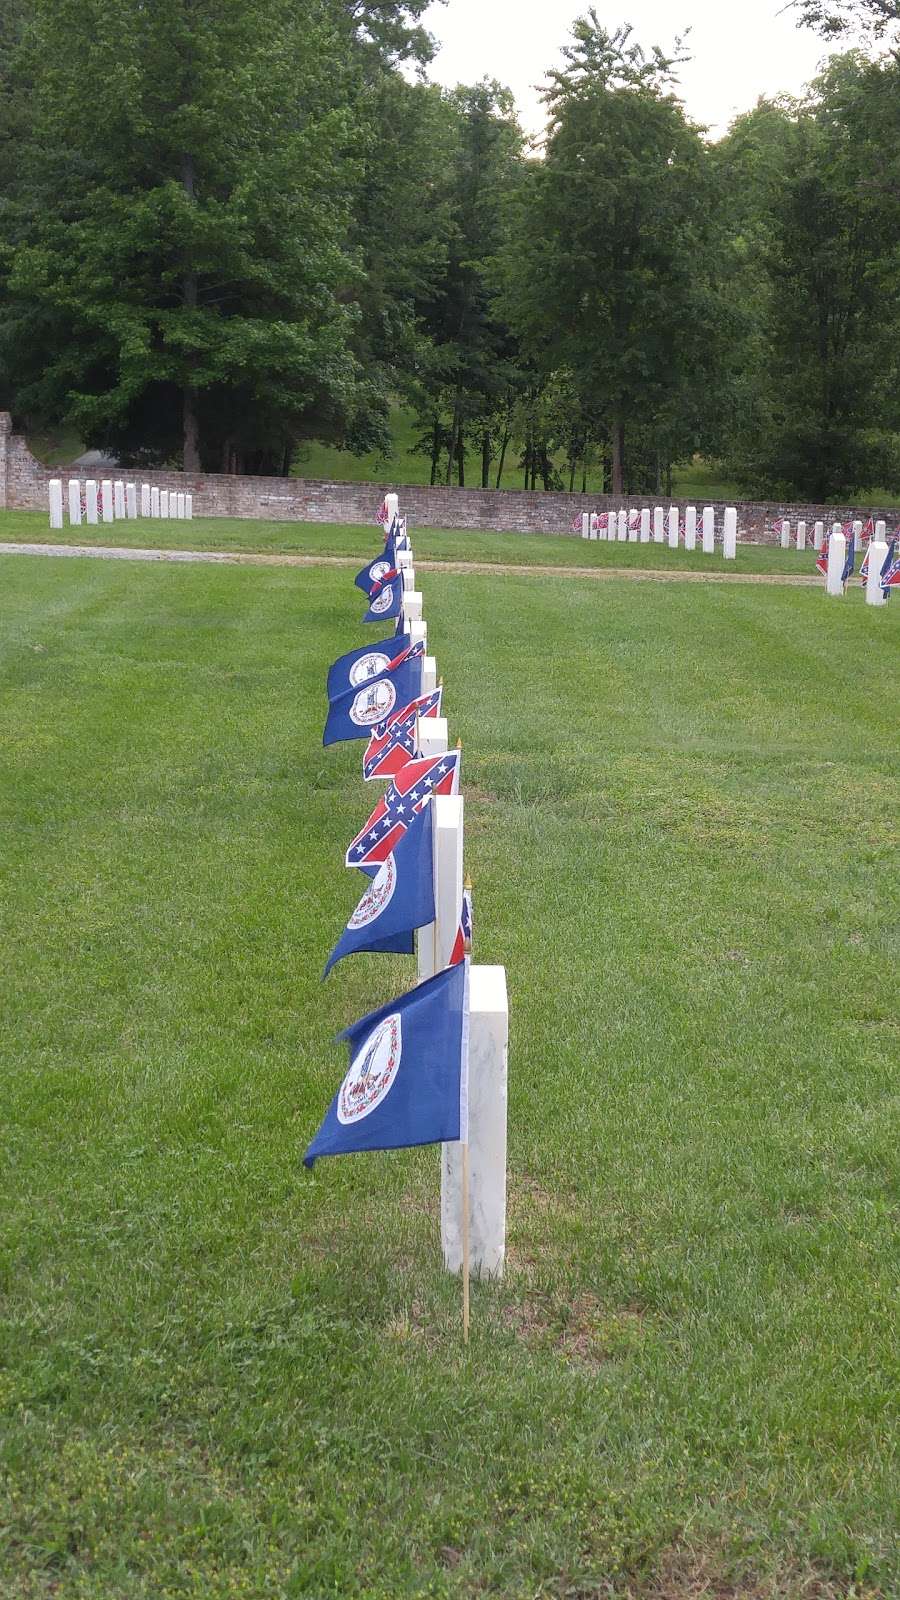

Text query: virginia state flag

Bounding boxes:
[355,537,396,595]
[346,750,460,867]
[363,571,403,624]
[323,804,434,976]
[303,960,469,1167]
[327,635,421,703]
[323,657,423,747]
[363,686,442,781]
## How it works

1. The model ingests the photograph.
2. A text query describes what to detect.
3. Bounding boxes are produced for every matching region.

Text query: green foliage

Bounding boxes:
[719,55,900,498]
[410,79,525,487]
[0,0,447,472]
[497,19,733,495]
[4,0,900,497]
[790,0,900,42]
[0,0,369,471]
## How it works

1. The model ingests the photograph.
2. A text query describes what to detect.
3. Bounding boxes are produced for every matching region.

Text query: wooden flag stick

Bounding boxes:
[461,1139,471,1344]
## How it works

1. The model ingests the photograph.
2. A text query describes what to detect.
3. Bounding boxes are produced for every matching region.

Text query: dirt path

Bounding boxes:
[0,540,821,586]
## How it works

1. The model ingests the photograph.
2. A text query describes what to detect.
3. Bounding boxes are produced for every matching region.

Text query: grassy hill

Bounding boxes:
[291,405,743,499]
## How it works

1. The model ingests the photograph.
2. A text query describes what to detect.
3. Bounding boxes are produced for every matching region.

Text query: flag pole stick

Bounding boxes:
[461,1138,470,1345]
[461,919,473,1346]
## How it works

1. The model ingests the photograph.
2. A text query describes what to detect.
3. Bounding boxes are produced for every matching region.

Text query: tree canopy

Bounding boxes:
[2,1,900,499]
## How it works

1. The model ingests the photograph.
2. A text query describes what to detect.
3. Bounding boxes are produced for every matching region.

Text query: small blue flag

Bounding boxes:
[303,961,469,1167]
[355,536,396,595]
[323,656,423,747]
[326,635,420,703]
[323,804,434,976]
[363,573,403,624]
[841,534,856,585]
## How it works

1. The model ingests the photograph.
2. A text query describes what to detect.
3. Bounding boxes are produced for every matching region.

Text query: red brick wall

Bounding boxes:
[1,413,894,543]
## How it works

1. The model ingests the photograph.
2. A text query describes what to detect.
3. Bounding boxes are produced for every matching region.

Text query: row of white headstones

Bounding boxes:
[381,491,509,1282]
[823,524,893,607]
[582,506,738,555]
[48,478,193,528]
[583,505,891,604]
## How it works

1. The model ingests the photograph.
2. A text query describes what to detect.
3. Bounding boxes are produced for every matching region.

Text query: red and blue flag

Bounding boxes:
[881,537,900,594]
[450,884,473,967]
[363,686,442,781]
[346,751,461,868]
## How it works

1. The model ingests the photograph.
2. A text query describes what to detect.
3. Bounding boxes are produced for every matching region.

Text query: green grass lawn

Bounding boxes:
[1,554,897,1598]
[0,507,826,577]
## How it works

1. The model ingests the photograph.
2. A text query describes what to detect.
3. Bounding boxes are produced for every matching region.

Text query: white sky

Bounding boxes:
[419,0,843,139]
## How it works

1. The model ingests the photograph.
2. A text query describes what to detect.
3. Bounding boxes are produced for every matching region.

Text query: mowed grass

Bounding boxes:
[1,554,898,1599]
[0,507,828,577]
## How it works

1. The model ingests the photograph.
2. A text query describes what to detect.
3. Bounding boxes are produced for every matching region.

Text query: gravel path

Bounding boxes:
[0,540,821,586]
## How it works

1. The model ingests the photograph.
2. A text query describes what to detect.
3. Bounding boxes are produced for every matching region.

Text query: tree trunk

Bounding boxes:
[495,426,510,489]
[540,442,553,491]
[181,150,202,472]
[456,426,465,487]
[582,457,587,494]
[429,414,441,487]
[446,400,460,486]
[183,386,201,473]
[481,429,491,489]
[665,461,673,498]
[610,413,625,495]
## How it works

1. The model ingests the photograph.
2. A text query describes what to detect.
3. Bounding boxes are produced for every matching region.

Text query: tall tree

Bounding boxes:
[722,54,900,498]
[0,0,367,470]
[413,80,524,487]
[498,15,728,494]
[791,0,900,44]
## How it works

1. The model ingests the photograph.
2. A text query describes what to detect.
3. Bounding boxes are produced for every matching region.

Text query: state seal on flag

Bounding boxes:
[349,679,397,728]
[370,584,394,615]
[349,651,393,686]
[348,854,396,928]
[338,1013,401,1123]
[369,560,391,584]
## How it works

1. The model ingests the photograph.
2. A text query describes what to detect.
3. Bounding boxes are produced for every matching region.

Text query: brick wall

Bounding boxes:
[1,412,894,543]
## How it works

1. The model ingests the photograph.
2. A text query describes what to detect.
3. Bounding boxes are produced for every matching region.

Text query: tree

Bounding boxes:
[0,0,369,471]
[722,54,900,498]
[412,80,525,487]
[791,0,900,44]
[341,0,438,69]
[498,15,729,494]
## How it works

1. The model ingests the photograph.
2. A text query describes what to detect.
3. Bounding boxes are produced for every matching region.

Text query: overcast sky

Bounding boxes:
[419,0,842,139]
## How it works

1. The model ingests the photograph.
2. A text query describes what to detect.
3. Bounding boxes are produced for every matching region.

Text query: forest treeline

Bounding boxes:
[1,0,900,499]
